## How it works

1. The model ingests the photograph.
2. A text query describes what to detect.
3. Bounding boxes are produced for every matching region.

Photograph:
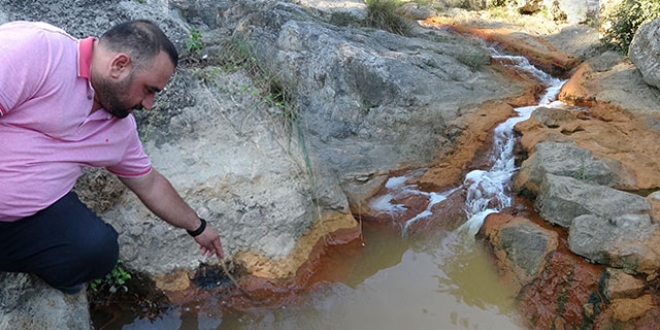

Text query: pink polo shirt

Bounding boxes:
[0,21,152,222]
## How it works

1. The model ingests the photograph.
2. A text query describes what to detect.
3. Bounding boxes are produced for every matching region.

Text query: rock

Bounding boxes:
[398,2,438,20]
[530,106,578,128]
[480,213,558,288]
[569,214,660,273]
[230,2,531,182]
[0,273,90,329]
[605,268,647,301]
[423,19,579,76]
[517,251,605,329]
[294,0,367,21]
[647,191,660,223]
[544,25,602,62]
[513,0,544,14]
[609,295,654,323]
[514,141,631,195]
[536,174,651,228]
[562,51,660,116]
[629,19,660,90]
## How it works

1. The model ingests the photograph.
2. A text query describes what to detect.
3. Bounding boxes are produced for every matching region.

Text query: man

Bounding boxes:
[0,20,224,294]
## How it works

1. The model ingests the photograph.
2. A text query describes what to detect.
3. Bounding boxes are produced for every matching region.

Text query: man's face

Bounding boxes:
[93,71,136,118]
[94,51,175,118]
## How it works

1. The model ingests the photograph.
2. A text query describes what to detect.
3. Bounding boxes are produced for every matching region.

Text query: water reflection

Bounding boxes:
[226,227,520,330]
[108,223,521,330]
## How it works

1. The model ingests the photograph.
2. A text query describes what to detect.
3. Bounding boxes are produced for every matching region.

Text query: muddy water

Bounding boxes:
[106,222,522,330]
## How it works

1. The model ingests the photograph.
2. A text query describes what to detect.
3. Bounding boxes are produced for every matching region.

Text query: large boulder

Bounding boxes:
[480,213,558,288]
[515,141,632,195]
[535,174,651,228]
[569,213,660,274]
[629,19,660,90]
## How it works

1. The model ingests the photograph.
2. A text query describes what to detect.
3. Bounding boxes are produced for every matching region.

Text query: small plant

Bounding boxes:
[90,259,132,293]
[571,165,592,182]
[186,27,203,55]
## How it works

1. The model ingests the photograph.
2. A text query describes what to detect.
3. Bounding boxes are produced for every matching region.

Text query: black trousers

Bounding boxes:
[0,191,119,291]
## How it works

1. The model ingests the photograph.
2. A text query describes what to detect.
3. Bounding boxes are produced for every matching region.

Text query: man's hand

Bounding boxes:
[119,170,225,259]
[194,225,224,259]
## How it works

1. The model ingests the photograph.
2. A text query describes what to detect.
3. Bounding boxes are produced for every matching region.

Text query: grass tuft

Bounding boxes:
[365,0,412,36]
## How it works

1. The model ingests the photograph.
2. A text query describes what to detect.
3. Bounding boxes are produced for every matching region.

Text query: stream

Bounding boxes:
[100,50,566,330]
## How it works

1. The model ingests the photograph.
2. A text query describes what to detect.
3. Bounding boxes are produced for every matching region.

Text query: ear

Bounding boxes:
[109,53,132,79]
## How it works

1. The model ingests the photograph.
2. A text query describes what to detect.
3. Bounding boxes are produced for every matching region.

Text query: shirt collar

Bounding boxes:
[78,37,95,79]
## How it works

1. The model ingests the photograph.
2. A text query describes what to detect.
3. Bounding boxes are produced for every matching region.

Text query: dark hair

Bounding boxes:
[99,19,178,69]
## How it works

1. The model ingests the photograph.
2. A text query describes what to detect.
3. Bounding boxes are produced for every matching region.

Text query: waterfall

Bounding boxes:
[458,51,566,236]
[368,49,567,237]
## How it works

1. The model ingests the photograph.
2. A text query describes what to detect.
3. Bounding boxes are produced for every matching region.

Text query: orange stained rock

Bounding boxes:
[517,251,605,329]
[558,62,598,106]
[514,101,660,190]
[610,295,655,323]
[422,17,579,76]
[235,211,360,280]
[159,211,361,308]
[420,100,517,188]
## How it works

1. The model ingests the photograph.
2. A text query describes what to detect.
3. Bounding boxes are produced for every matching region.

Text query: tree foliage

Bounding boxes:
[601,0,660,54]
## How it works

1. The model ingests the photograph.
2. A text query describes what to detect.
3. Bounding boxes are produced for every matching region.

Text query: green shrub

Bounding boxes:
[365,0,412,36]
[601,0,660,54]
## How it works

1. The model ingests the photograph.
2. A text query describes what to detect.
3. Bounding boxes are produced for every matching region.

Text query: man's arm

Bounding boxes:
[119,169,224,259]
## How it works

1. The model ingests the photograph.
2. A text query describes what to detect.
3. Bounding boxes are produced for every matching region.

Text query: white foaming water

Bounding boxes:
[369,175,413,215]
[369,174,458,228]
[367,50,566,237]
[402,187,460,234]
[459,52,566,236]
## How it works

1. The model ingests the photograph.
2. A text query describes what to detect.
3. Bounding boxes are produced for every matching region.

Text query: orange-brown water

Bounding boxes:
[102,222,522,330]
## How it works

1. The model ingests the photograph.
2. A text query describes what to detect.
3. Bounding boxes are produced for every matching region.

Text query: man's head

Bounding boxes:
[91,20,179,118]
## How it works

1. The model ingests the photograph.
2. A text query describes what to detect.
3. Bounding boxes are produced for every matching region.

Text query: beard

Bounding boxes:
[91,73,139,119]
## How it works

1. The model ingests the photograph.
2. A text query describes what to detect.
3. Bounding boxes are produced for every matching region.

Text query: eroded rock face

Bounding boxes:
[536,174,651,228]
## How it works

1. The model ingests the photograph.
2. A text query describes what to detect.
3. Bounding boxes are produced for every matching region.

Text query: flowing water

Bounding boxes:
[100,51,566,330]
